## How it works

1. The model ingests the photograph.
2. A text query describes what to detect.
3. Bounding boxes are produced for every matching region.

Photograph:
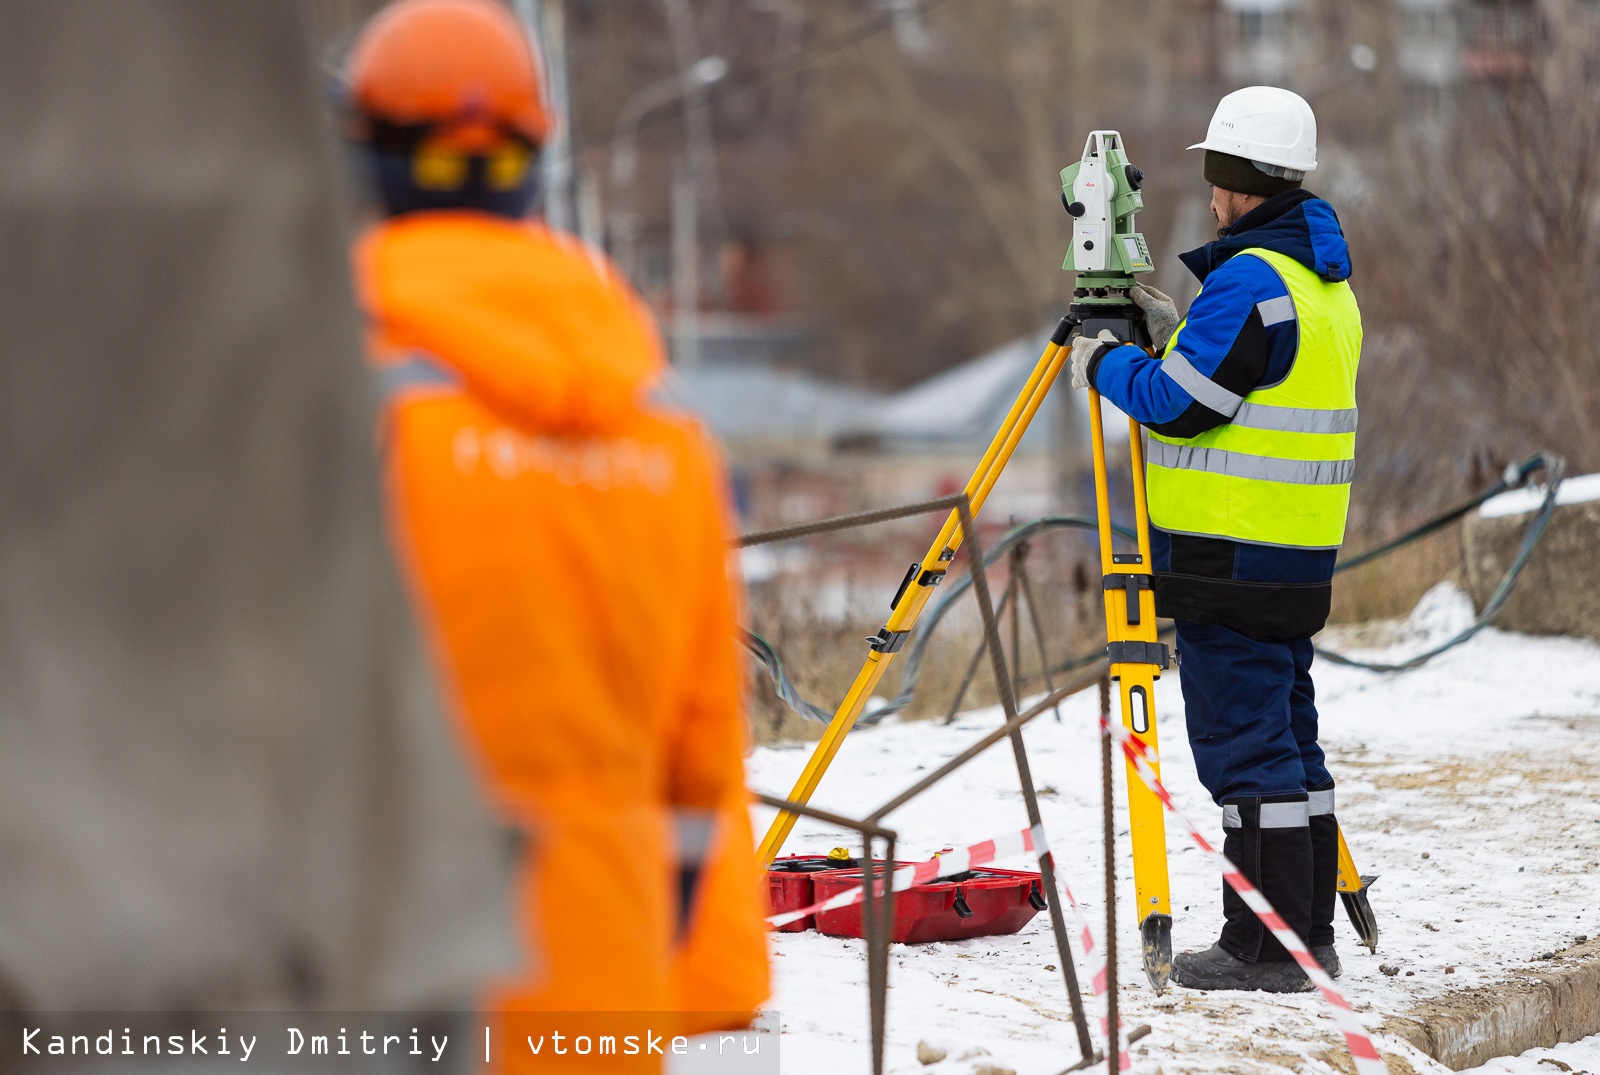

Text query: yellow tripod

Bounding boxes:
[757,316,1379,986]
[756,318,1078,866]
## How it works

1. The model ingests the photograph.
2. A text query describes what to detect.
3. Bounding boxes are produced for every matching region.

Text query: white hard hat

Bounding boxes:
[1188,86,1318,176]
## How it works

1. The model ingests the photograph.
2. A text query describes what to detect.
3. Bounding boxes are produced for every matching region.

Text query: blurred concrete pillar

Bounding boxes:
[0,0,516,1011]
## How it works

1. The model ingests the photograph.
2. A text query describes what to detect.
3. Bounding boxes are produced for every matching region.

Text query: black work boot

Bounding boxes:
[1170,943,1313,992]
[1173,795,1315,992]
[1309,787,1341,977]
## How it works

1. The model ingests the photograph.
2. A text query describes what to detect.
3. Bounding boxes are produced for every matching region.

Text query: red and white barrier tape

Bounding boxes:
[1102,715,1387,1075]
[765,820,1129,1069]
[1049,865,1131,1070]
[765,824,1046,929]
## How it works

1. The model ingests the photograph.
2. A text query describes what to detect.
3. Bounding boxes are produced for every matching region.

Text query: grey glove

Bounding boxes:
[1069,329,1120,390]
[1130,283,1180,351]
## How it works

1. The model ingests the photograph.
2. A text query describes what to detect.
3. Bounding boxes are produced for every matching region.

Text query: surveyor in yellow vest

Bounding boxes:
[1069,87,1361,993]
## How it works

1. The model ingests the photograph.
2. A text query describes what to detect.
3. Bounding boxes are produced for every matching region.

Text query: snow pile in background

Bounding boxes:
[1479,471,1600,518]
[1338,579,1478,652]
[1401,580,1477,640]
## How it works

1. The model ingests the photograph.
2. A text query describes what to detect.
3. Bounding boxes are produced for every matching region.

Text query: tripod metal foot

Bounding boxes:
[1141,913,1172,992]
[1335,825,1379,952]
[1340,876,1380,953]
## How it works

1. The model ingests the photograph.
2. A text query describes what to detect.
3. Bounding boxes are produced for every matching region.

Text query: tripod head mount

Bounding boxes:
[1061,130,1154,306]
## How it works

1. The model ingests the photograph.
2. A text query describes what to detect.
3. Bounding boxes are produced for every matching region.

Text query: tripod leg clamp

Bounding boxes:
[889,562,921,611]
[1106,640,1171,670]
[866,627,910,654]
[1102,572,1153,626]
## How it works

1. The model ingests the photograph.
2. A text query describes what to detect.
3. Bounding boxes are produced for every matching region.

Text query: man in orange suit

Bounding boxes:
[341,1,768,1063]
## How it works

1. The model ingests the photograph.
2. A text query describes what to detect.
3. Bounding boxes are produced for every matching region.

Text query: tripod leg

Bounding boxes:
[1122,412,1173,989]
[758,322,1077,865]
[1087,387,1173,992]
[1336,825,1379,952]
[1114,664,1172,989]
[756,653,894,865]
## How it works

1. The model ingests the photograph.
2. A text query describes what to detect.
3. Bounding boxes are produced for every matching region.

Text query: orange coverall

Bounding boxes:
[357,211,769,1063]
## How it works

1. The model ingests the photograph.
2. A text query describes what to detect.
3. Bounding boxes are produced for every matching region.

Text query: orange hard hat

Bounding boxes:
[346,0,551,147]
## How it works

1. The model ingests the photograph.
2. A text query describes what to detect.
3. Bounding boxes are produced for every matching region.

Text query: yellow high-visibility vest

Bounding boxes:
[1146,247,1363,549]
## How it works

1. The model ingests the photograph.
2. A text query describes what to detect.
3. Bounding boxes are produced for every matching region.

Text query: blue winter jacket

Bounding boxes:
[1086,188,1356,641]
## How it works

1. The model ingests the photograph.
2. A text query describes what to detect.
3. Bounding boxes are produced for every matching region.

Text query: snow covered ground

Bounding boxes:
[1461,1032,1600,1075]
[748,585,1600,1074]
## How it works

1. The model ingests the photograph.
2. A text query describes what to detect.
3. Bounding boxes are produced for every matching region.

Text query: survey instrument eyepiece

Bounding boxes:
[1060,130,1154,302]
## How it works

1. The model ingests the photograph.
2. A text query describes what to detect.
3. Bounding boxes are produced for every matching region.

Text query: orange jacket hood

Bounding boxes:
[357,212,664,436]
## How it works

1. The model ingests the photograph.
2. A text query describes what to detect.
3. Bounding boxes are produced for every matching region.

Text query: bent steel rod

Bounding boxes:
[1101,675,1119,1075]
[747,792,897,1074]
[867,661,1112,823]
[956,499,1095,1063]
[864,832,896,1075]
[752,792,896,842]
[739,495,970,548]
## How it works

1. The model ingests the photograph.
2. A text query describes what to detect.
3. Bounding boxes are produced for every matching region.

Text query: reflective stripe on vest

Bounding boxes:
[1161,350,1244,416]
[674,808,718,867]
[374,353,458,403]
[1147,247,1362,550]
[1234,401,1358,434]
[1159,357,1358,434]
[1146,440,1355,486]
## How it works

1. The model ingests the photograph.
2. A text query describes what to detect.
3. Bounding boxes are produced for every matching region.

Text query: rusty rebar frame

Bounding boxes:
[752,791,898,1073]
[742,494,1103,1071]
[1101,675,1119,1075]
[948,497,1097,1063]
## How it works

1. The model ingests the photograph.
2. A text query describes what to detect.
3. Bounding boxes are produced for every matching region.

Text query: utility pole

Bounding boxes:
[671,160,700,369]
[608,55,727,283]
[660,0,722,233]
[576,167,604,251]
[512,0,573,231]
[661,0,718,369]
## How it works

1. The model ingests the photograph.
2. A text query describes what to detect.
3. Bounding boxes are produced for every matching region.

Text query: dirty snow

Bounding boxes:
[748,584,1600,1074]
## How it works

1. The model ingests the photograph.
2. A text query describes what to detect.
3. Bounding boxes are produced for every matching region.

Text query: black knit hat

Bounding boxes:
[1203,150,1302,198]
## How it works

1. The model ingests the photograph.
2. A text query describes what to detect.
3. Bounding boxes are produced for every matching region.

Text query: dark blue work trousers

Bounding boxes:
[1173,619,1332,805]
